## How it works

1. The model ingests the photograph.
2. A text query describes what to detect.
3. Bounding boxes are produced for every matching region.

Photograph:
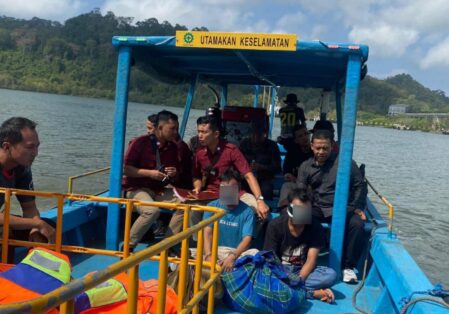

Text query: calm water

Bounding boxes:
[1,88,448,287]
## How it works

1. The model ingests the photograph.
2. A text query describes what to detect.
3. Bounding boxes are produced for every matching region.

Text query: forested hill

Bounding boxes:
[1,10,448,114]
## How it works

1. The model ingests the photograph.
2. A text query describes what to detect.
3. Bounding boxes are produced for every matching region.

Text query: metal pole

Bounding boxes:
[253,85,260,108]
[179,75,198,139]
[328,54,362,273]
[220,84,228,108]
[336,86,342,142]
[269,87,277,139]
[106,46,131,250]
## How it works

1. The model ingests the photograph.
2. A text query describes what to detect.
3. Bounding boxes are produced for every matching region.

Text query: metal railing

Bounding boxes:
[365,179,395,238]
[0,187,225,314]
[67,167,110,194]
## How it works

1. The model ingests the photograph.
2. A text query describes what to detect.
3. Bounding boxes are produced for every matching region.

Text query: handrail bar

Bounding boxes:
[0,212,224,314]
[365,178,394,238]
[67,166,110,194]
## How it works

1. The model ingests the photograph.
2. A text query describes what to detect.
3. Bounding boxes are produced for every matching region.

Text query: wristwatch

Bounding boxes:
[257,195,264,201]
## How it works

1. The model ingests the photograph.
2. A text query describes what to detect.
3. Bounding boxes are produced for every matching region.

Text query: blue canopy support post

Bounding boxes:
[328,54,362,273]
[106,46,132,250]
[268,87,277,139]
[335,86,343,142]
[253,85,260,108]
[179,75,198,139]
[220,84,228,107]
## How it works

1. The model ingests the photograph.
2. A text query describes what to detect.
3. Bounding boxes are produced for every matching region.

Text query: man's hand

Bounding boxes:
[164,167,177,178]
[192,187,201,194]
[284,173,296,182]
[220,254,236,272]
[149,169,168,181]
[30,219,55,243]
[355,209,367,221]
[256,200,269,220]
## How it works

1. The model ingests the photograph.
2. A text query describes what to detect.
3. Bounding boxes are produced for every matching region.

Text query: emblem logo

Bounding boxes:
[184,32,194,44]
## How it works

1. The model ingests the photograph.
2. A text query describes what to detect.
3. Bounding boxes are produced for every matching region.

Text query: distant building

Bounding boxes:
[388,104,408,116]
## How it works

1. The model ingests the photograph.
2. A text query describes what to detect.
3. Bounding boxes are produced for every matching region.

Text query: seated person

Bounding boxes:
[239,120,281,200]
[146,114,157,135]
[0,117,55,254]
[192,115,269,222]
[188,106,222,152]
[122,110,184,251]
[312,120,339,153]
[264,188,337,291]
[201,168,258,272]
[297,129,366,283]
[279,124,313,182]
[279,93,306,139]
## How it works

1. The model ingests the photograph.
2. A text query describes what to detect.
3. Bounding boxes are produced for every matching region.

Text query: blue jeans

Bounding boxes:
[283,264,337,298]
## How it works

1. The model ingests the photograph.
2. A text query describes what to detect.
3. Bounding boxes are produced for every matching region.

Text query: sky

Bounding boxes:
[1,0,448,95]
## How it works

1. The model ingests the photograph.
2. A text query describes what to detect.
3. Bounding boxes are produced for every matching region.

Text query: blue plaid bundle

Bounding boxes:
[221,250,306,314]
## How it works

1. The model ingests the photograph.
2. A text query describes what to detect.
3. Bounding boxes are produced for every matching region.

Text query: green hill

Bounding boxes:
[1,10,448,114]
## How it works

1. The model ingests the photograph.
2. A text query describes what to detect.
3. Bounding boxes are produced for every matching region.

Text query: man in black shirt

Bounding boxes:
[278,93,306,138]
[264,188,336,292]
[297,129,366,283]
[0,117,55,245]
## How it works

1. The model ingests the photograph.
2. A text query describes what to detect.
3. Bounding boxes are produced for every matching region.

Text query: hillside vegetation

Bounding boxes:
[1,10,449,118]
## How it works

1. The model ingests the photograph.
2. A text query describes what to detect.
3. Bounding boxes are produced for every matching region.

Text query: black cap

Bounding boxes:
[283,93,299,104]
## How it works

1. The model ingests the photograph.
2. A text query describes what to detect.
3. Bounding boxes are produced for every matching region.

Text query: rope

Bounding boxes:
[399,284,449,314]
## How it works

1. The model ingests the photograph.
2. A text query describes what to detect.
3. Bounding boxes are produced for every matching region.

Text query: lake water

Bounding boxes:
[1,88,448,288]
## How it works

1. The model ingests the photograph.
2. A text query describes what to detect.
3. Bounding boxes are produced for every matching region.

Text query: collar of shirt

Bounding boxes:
[312,152,337,168]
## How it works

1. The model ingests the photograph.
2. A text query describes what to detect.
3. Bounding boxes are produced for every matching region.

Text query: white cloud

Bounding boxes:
[0,0,86,21]
[420,37,449,69]
[349,23,418,57]
[371,68,409,79]
[273,11,307,34]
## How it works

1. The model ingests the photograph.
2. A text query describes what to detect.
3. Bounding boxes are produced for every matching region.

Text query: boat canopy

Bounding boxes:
[112,36,369,89]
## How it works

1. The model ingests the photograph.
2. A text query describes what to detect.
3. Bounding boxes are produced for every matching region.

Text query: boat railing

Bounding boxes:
[364,178,395,238]
[0,187,225,314]
[67,166,111,195]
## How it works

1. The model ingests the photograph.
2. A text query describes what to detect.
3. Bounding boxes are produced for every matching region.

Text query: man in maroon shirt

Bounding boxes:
[123,110,183,250]
[192,116,270,223]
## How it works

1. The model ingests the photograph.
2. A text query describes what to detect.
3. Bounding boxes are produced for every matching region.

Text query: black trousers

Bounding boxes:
[317,212,365,269]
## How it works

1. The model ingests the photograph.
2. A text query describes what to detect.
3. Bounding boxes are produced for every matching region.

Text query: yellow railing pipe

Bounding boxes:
[0,209,224,313]
[67,167,110,194]
[157,249,169,314]
[1,189,12,263]
[365,178,395,238]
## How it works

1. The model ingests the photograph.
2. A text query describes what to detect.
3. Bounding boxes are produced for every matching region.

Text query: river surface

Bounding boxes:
[1,88,448,287]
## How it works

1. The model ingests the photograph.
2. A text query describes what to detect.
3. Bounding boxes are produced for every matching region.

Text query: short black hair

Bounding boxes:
[292,124,307,134]
[311,129,333,143]
[156,110,178,126]
[219,168,242,184]
[147,114,157,123]
[197,115,220,132]
[287,188,310,203]
[0,117,37,146]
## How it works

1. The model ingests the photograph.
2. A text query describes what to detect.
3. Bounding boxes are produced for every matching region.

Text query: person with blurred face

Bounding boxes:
[239,120,281,200]
[297,129,366,283]
[201,168,257,272]
[264,188,336,302]
[0,117,55,249]
[192,116,270,222]
[123,110,183,251]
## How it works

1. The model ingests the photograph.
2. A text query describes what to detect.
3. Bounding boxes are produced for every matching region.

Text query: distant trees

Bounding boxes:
[0,10,448,113]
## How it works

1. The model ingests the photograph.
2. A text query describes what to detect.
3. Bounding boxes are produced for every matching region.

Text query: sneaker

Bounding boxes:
[343,268,358,283]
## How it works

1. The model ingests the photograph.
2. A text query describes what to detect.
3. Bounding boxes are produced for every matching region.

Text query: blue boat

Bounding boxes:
[0,31,448,314]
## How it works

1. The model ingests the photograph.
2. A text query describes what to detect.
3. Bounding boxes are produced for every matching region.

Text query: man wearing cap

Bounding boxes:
[264,188,336,292]
[279,93,306,139]
[239,120,281,200]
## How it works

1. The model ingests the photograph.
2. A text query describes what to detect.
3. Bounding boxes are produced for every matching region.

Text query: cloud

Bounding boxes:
[0,0,87,21]
[272,11,307,34]
[348,23,418,57]
[420,37,449,69]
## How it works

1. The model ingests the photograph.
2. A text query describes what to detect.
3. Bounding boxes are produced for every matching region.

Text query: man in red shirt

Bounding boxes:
[192,116,270,223]
[123,110,183,250]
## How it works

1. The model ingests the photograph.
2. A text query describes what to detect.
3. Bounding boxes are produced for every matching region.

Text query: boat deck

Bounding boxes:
[69,250,378,314]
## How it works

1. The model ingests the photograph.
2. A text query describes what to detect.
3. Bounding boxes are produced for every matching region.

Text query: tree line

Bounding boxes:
[0,10,448,114]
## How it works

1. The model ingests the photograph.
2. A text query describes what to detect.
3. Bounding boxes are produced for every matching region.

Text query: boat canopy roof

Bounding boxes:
[112,35,369,89]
